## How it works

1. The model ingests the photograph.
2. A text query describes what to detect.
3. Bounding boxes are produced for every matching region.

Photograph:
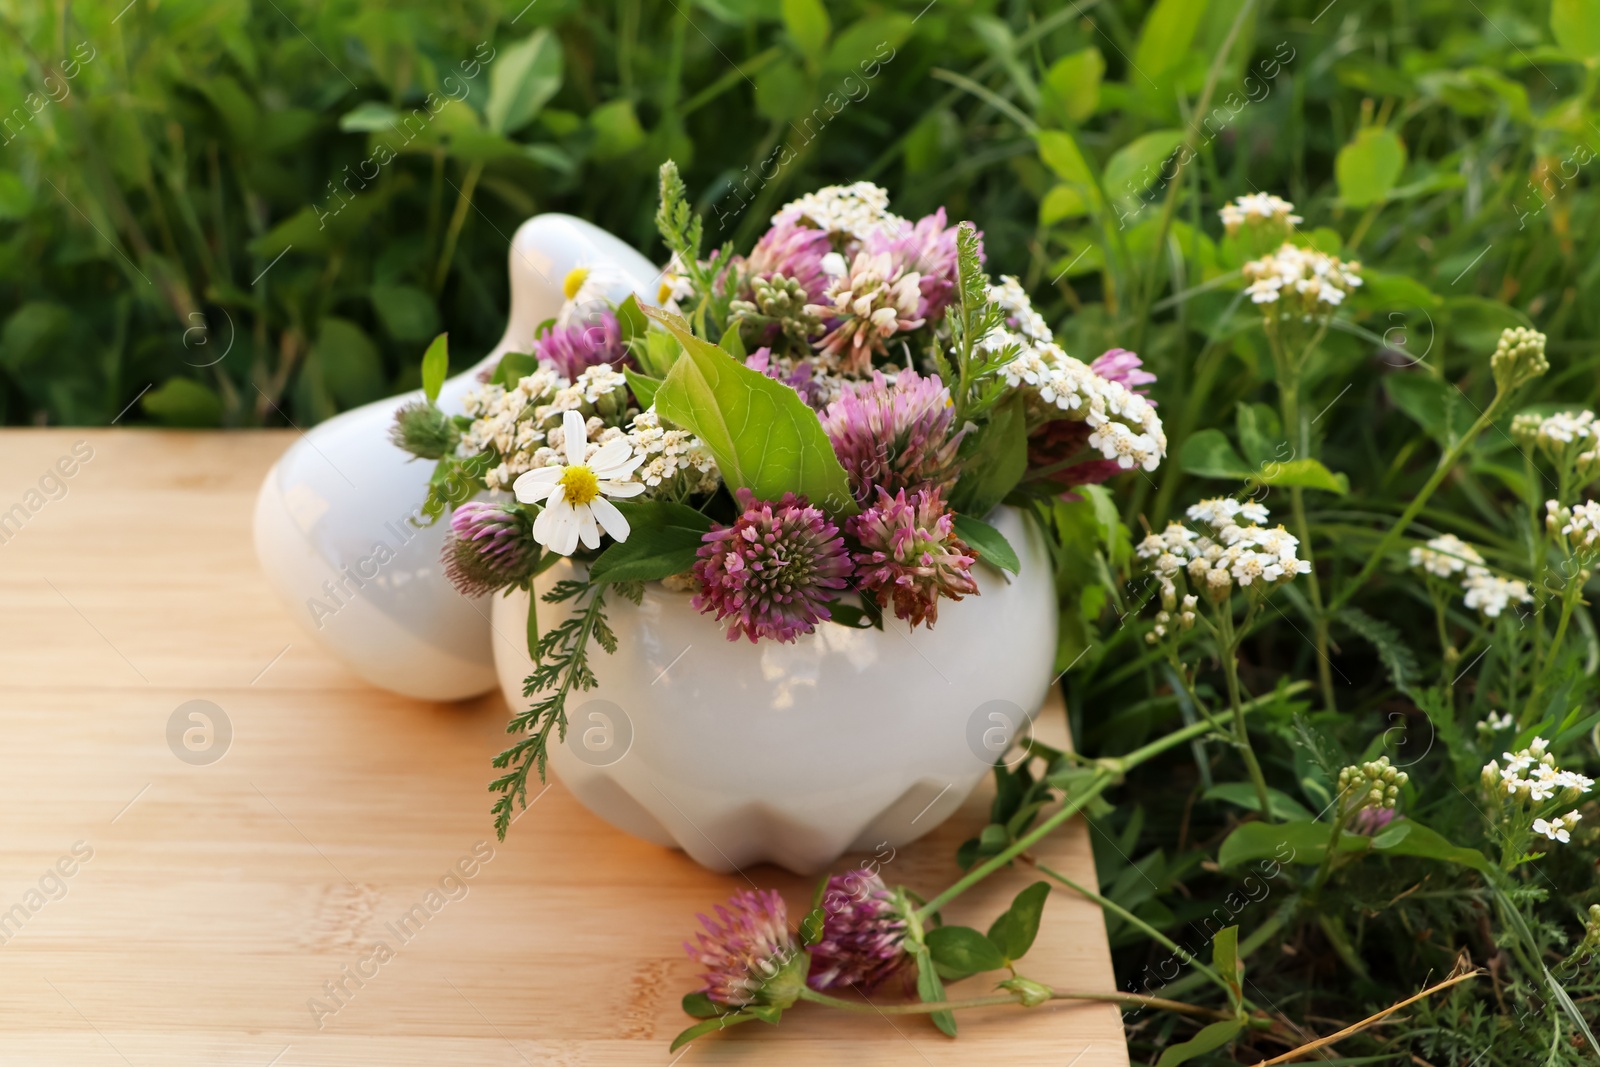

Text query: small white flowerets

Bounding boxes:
[1482,738,1593,846]
[773,181,907,243]
[625,409,720,496]
[1533,814,1582,844]
[512,410,646,556]
[1409,533,1486,579]
[1462,571,1532,618]
[1137,498,1309,610]
[1218,193,1303,236]
[1551,499,1600,553]
[1242,243,1363,313]
[1476,709,1516,736]
[984,277,1167,472]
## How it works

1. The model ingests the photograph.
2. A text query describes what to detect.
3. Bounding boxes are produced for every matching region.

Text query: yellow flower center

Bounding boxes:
[657,281,673,304]
[562,266,590,301]
[559,464,600,506]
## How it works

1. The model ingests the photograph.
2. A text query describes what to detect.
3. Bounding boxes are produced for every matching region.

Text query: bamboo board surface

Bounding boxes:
[0,428,1128,1066]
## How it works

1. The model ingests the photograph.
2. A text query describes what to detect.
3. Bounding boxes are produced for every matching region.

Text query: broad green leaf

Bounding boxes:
[1134,0,1209,81]
[1179,428,1252,479]
[782,0,830,64]
[1041,47,1104,124]
[1385,373,1478,450]
[486,30,563,134]
[648,308,856,516]
[588,501,713,584]
[615,293,648,345]
[1370,820,1492,873]
[1336,127,1406,207]
[681,992,723,1019]
[1211,925,1241,1004]
[313,318,385,407]
[1103,129,1185,207]
[826,14,912,73]
[952,514,1021,575]
[1035,130,1100,209]
[142,378,223,428]
[1235,402,1283,467]
[589,99,645,160]
[986,882,1050,961]
[490,352,538,388]
[913,946,956,1036]
[926,924,1006,978]
[624,368,662,410]
[1256,459,1350,494]
[1203,782,1315,822]
[420,333,449,403]
[1039,184,1090,225]
[374,284,440,344]
[1155,1019,1243,1067]
[1553,0,1600,60]
[1217,819,1362,869]
[950,396,1028,516]
[339,101,399,132]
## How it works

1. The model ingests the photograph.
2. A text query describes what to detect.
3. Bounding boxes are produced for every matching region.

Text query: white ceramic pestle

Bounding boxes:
[253,214,660,700]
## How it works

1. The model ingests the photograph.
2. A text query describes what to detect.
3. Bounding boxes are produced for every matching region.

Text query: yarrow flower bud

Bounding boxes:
[1490,326,1549,395]
[1337,756,1408,817]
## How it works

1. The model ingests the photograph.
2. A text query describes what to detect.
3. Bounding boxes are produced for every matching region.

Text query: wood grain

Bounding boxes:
[0,429,1129,1066]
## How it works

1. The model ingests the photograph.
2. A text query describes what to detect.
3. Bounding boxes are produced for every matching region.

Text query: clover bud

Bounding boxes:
[390,400,459,460]
[999,977,1053,1007]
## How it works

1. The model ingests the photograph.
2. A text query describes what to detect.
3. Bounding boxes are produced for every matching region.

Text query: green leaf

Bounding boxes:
[1336,127,1407,207]
[589,99,645,160]
[525,579,541,662]
[1203,782,1314,822]
[0,170,35,221]
[826,14,912,73]
[1211,925,1241,1004]
[1134,0,1209,81]
[142,377,224,428]
[1155,1019,1243,1067]
[1041,47,1104,124]
[420,333,449,404]
[373,284,441,344]
[588,501,714,584]
[1370,820,1492,873]
[615,293,649,345]
[782,0,831,64]
[1256,459,1350,494]
[486,30,563,134]
[648,308,856,516]
[490,352,538,388]
[624,368,662,410]
[913,946,956,1036]
[925,925,1007,978]
[313,317,385,408]
[1179,428,1252,479]
[1217,819,1360,869]
[1234,402,1283,467]
[952,513,1021,575]
[1103,129,1185,208]
[669,1011,759,1051]
[986,882,1050,962]
[1385,373,1478,450]
[950,396,1028,516]
[1035,130,1101,211]
[339,100,399,132]
[681,992,724,1019]
[1553,0,1600,59]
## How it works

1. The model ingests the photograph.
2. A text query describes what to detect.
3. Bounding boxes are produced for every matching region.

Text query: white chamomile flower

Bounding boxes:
[513,410,645,556]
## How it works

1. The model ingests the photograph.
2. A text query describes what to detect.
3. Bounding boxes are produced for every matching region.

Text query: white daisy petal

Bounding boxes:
[555,513,581,555]
[562,409,587,466]
[577,505,601,550]
[588,439,634,474]
[599,479,647,498]
[512,466,562,503]
[590,496,631,542]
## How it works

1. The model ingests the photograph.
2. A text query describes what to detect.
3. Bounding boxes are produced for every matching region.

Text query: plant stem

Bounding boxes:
[1034,862,1236,1001]
[796,985,1230,1021]
[1217,609,1274,819]
[433,160,484,295]
[1329,401,1504,613]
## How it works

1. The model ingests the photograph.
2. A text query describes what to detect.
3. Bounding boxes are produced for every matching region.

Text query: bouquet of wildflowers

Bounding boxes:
[389,162,1168,835]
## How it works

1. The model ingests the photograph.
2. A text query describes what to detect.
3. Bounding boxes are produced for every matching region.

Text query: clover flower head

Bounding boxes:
[806,870,908,992]
[693,490,854,643]
[848,486,978,628]
[743,219,835,303]
[1409,533,1486,580]
[534,306,628,381]
[1219,193,1303,237]
[821,369,963,506]
[442,503,538,598]
[390,399,459,460]
[866,207,968,320]
[805,251,926,373]
[684,889,804,1008]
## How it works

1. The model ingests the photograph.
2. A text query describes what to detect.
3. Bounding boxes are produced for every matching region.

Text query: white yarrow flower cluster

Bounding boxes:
[1242,243,1363,313]
[1476,709,1516,736]
[1482,738,1593,847]
[1409,533,1486,579]
[774,181,907,243]
[984,278,1166,472]
[1550,499,1600,554]
[1138,498,1308,606]
[1462,571,1532,618]
[1218,193,1303,236]
[624,408,720,497]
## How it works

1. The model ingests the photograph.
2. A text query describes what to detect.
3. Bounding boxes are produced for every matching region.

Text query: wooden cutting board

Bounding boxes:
[0,428,1128,1066]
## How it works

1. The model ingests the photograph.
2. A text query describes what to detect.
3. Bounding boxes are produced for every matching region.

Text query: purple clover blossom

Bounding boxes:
[1090,347,1157,395]
[743,219,834,302]
[534,306,628,381]
[693,489,855,643]
[806,871,908,992]
[1349,807,1398,836]
[684,889,803,1007]
[442,503,537,598]
[746,347,829,410]
[868,208,970,321]
[821,369,964,507]
[847,486,979,628]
